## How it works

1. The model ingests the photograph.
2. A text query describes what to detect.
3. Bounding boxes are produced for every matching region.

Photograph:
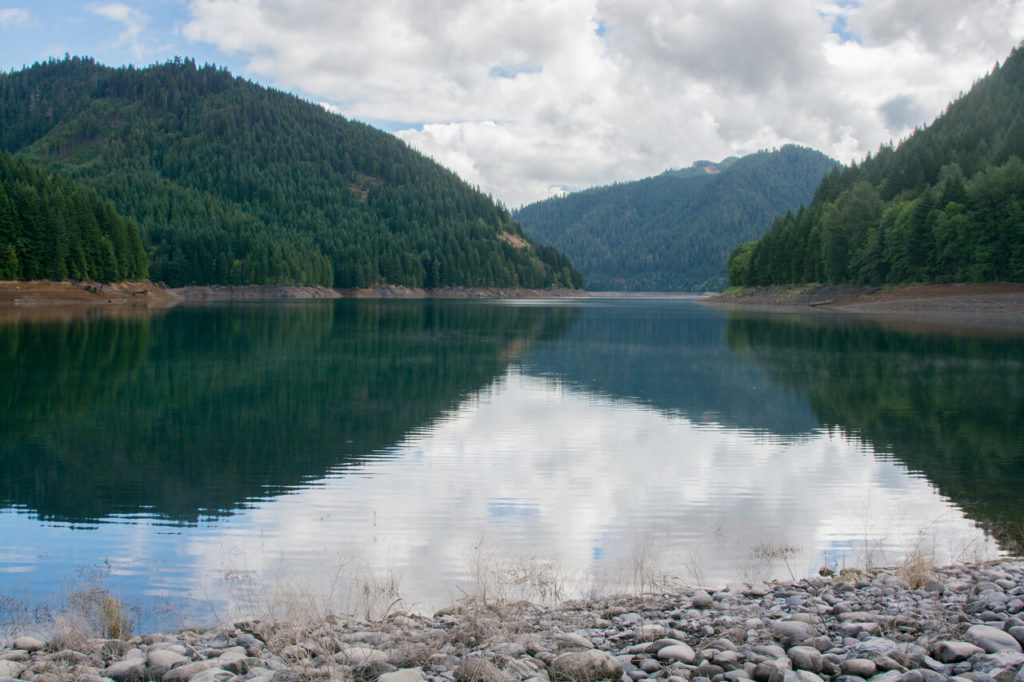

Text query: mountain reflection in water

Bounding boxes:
[0,298,1016,628]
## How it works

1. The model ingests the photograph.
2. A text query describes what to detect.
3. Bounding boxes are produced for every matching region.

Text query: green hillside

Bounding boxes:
[0,56,582,289]
[729,44,1024,287]
[0,151,147,281]
[513,146,836,291]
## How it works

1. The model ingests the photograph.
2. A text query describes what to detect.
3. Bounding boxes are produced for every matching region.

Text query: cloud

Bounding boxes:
[0,8,30,30]
[88,2,152,60]
[846,0,1024,56]
[878,94,932,131]
[182,0,1024,206]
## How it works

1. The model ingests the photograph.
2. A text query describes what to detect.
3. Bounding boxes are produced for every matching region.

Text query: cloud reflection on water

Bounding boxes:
[185,368,998,619]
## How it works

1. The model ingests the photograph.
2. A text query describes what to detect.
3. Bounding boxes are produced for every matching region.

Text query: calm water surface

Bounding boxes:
[1,297,1022,628]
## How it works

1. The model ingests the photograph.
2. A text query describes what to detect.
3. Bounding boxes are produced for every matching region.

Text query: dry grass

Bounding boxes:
[461,536,570,608]
[748,542,801,582]
[897,542,938,589]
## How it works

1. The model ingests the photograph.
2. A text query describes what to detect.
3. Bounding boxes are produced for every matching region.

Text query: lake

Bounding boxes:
[1,297,1021,631]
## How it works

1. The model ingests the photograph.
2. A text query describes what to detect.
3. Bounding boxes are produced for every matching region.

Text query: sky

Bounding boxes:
[2,1,1024,207]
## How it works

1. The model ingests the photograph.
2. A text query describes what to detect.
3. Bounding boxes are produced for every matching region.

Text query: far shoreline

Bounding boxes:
[702,282,1024,336]
[171,283,589,303]
[0,280,590,321]
[5,280,1024,336]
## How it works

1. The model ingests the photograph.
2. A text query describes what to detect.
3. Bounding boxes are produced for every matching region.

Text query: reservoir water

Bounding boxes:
[1,297,1021,630]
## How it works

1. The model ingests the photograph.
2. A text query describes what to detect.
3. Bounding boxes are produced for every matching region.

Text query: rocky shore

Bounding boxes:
[0,281,183,322]
[4,560,1024,681]
[171,285,586,303]
[703,283,1024,335]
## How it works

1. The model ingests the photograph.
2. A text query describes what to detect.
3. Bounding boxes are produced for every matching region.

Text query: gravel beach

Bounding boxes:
[4,559,1024,681]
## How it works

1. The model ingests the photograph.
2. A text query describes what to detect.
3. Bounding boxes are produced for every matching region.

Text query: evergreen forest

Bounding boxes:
[0,56,582,289]
[728,43,1024,287]
[513,146,837,291]
[0,151,147,281]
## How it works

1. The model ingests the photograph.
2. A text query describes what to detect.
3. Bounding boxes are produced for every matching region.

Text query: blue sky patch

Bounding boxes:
[489,63,542,79]
[830,14,860,44]
[0,1,238,73]
[366,119,427,133]
[822,0,861,44]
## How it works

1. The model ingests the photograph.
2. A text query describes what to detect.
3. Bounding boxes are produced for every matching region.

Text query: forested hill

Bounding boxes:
[728,43,1024,287]
[0,57,582,289]
[0,151,147,281]
[513,146,837,291]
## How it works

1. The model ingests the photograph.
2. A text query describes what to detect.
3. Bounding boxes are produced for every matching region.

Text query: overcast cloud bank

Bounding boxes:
[5,1,1024,206]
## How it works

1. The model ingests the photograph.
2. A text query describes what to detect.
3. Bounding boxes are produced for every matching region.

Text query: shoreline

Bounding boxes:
[0,280,183,323]
[171,284,588,302]
[0,280,184,308]
[3,558,1024,681]
[703,282,1024,335]
[0,281,587,321]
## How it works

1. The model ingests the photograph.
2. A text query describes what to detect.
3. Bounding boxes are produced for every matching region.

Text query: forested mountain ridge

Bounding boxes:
[0,151,147,281]
[729,43,1024,287]
[0,56,582,289]
[513,146,837,291]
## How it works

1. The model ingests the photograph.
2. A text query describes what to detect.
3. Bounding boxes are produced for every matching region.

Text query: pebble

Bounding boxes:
[5,560,1024,681]
[965,624,1024,653]
[456,658,509,682]
[692,590,714,609]
[788,646,823,673]
[934,640,986,663]
[0,661,26,678]
[382,668,428,682]
[658,644,697,664]
[550,650,623,682]
[10,638,44,653]
[771,620,816,646]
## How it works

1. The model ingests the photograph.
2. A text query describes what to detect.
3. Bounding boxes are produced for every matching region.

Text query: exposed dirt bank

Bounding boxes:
[337,285,586,299]
[704,283,1024,335]
[172,284,343,302]
[0,281,586,317]
[0,280,183,323]
[173,284,587,302]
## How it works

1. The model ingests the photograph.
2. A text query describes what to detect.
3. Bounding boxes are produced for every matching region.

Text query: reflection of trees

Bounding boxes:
[726,314,1024,551]
[521,300,819,436]
[0,300,578,523]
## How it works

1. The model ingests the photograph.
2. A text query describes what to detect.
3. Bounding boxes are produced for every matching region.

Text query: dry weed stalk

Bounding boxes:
[897,545,937,589]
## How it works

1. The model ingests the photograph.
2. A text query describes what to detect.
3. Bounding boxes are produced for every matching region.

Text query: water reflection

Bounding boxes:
[519,298,819,435]
[0,300,578,522]
[181,369,995,622]
[0,298,1017,629]
[724,312,1024,550]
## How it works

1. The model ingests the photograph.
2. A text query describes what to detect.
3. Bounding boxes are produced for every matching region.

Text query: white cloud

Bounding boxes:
[0,8,30,29]
[182,0,1024,206]
[89,2,152,60]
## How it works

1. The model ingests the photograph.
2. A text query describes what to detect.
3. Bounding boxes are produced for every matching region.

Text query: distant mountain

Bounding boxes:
[0,56,582,289]
[0,151,147,281]
[513,146,836,291]
[729,44,1024,287]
